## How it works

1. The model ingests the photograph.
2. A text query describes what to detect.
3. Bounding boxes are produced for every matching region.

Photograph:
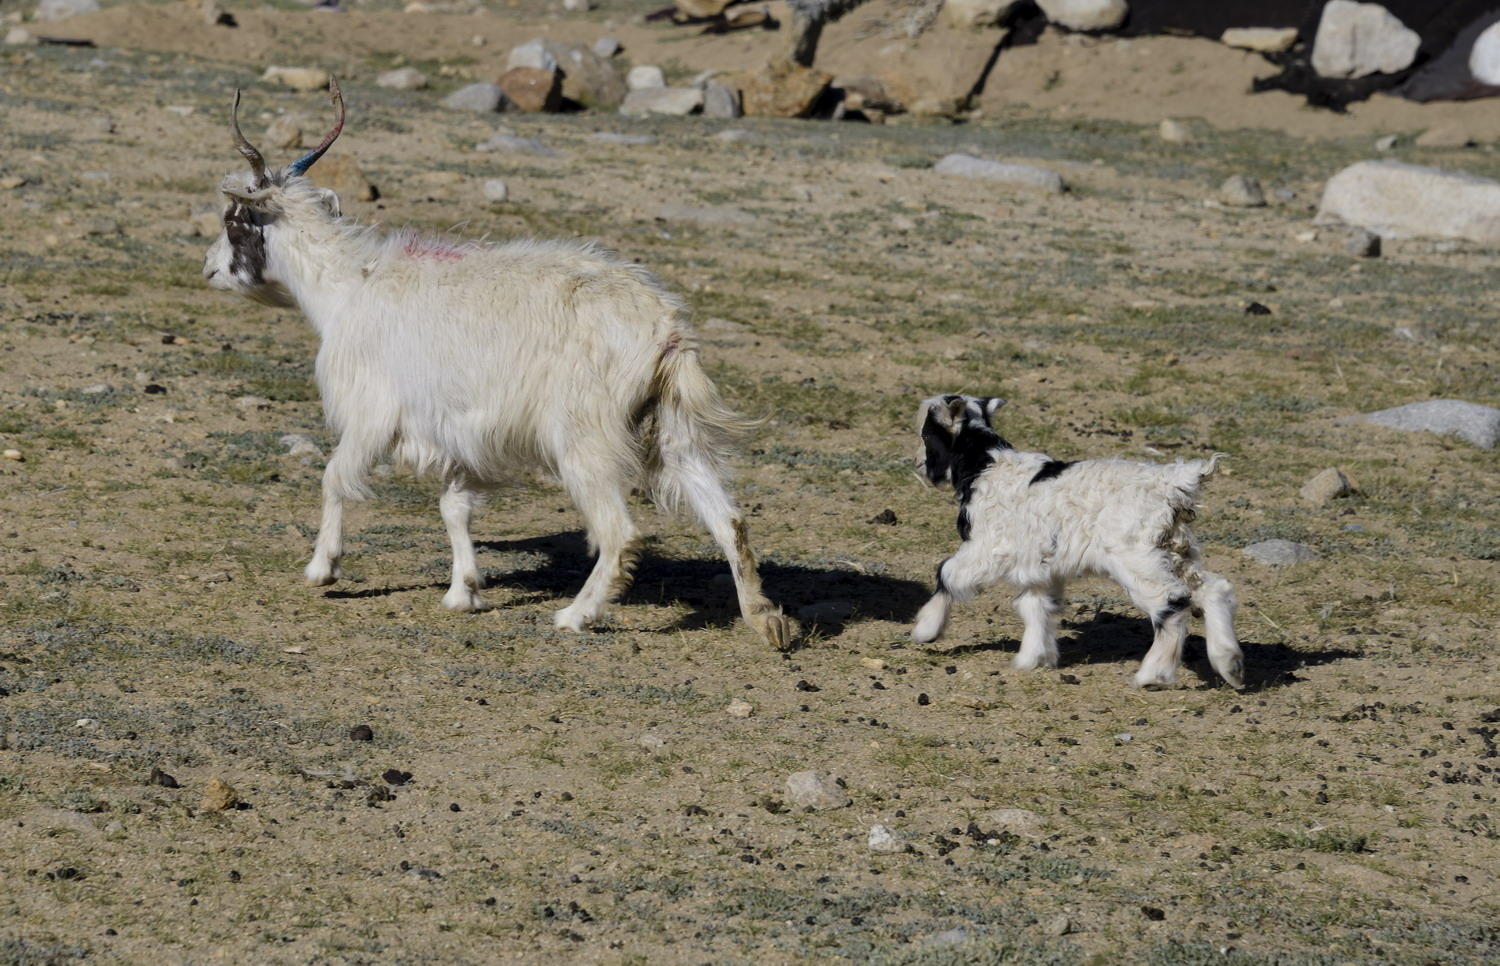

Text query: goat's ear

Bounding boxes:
[980,397,1006,423]
[920,408,955,487]
[945,395,968,425]
[221,183,276,210]
[315,188,341,218]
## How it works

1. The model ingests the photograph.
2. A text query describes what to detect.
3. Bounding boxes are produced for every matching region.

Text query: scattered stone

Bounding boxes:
[442,82,510,113]
[1035,0,1127,32]
[869,508,898,525]
[280,433,321,458]
[1242,539,1318,566]
[1343,228,1381,257]
[1311,0,1421,79]
[702,82,742,119]
[1158,118,1198,144]
[5,26,38,45]
[349,724,374,742]
[714,128,754,142]
[980,807,1043,836]
[506,39,558,73]
[308,155,375,202]
[1300,467,1354,504]
[867,824,908,853]
[738,61,831,118]
[638,732,667,751]
[34,0,100,21]
[934,154,1065,194]
[796,600,855,624]
[860,657,887,671]
[1414,124,1475,149]
[261,65,330,92]
[592,36,620,58]
[475,132,558,157]
[3,449,22,462]
[0,175,28,190]
[1045,915,1072,937]
[943,0,1022,30]
[545,40,627,108]
[481,178,509,203]
[233,395,272,412]
[785,770,850,809]
[498,66,563,113]
[376,67,428,91]
[1219,175,1266,207]
[1220,26,1298,53]
[654,203,754,226]
[588,132,656,145]
[627,65,666,91]
[562,0,591,10]
[726,699,754,718]
[263,114,305,151]
[1374,134,1399,152]
[200,778,238,811]
[1317,160,1500,245]
[148,767,180,788]
[1355,399,1500,449]
[620,87,703,117]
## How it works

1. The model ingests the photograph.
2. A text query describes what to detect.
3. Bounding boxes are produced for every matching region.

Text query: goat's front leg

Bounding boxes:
[440,481,485,612]
[1013,579,1064,670]
[305,438,377,587]
[911,549,989,644]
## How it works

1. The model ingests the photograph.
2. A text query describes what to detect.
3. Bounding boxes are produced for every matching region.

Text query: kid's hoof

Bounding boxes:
[442,587,485,613]
[304,560,341,586]
[757,612,795,651]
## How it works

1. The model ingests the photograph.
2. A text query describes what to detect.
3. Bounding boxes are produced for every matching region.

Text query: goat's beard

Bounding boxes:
[243,281,297,309]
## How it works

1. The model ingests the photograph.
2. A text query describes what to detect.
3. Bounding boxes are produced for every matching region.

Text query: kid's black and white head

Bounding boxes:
[202,80,346,307]
[916,394,1007,488]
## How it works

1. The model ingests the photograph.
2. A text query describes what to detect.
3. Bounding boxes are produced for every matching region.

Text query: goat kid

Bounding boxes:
[911,395,1244,689]
[202,80,792,648]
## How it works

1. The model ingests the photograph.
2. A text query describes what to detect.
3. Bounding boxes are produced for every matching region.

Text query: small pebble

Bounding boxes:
[3,449,22,461]
[726,699,754,718]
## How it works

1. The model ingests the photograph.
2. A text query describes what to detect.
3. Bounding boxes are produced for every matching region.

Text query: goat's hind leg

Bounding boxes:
[1192,567,1244,689]
[912,548,991,645]
[440,480,486,612]
[554,455,640,633]
[1112,555,1192,688]
[305,436,381,587]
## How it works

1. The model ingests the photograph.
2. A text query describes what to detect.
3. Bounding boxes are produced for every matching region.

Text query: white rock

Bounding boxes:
[1220,27,1298,53]
[726,698,754,718]
[443,82,509,113]
[943,0,1022,30]
[234,395,272,412]
[620,87,703,117]
[1035,0,1127,32]
[654,203,755,226]
[33,0,99,21]
[1311,0,1420,79]
[784,770,850,809]
[261,66,331,92]
[588,132,657,145]
[638,732,667,751]
[481,178,509,203]
[1300,467,1352,504]
[592,36,621,58]
[1219,175,1266,207]
[867,824,907,853]
[1374,134,1399,152]
[1158,118,1198,144]
[1242,539,1317,566]
[5,26,38,44]
[626,65,666,91]
[1356,399,1500,449]
[1316,160,1500,245]
[714,128,753,142]
[376,67,428,90]
[1472,21,1500,85]
[933,154,1065,194]
[703,82,741,119]
[80,383,112,395]
[3,449,22,461]
[563,0,591,9]
[507,39,558,73]
[475,132,557,157]
[280,433,322,458]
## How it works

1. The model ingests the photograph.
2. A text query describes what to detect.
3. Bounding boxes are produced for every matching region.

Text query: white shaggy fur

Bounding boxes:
[911,394,1244,689]
[202,163,790,647]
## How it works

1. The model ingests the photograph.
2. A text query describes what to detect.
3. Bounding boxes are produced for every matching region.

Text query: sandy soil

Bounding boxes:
[1,3,1498,963]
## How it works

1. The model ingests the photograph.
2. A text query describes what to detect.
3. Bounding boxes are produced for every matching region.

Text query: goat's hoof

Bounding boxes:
[553,607,591,632]
[756,612,795,651]
[304,561,340,587]
[1133,670,1179,690]
[1217,659,1246,690]
[442,588,485,613]
[1013,653,1058,671]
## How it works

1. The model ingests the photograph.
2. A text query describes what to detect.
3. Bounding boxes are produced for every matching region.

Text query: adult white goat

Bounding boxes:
[202,80,792,648]
[911,394,1244,689]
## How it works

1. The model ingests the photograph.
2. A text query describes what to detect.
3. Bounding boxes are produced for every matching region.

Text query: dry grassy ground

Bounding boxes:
[1,18,1498,965]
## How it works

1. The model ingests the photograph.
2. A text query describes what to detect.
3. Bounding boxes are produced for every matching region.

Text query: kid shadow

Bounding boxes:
[931,609,1357,690]
[474,531,932,637]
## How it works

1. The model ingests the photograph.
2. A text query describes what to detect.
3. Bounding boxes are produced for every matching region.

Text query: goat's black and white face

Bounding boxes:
[916,394,1006,487]
[202,81,345,308]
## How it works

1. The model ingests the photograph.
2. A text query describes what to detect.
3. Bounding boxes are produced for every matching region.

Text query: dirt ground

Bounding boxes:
[1,2,1498,963]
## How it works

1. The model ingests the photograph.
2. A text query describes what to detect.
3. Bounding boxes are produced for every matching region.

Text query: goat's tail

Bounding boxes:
[643,331,757,513]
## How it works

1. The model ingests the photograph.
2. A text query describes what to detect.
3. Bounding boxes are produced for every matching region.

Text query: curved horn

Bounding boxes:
[230,88,270,187]
[286,75,345,178]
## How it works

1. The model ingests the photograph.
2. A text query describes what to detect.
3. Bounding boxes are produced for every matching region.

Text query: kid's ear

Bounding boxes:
[945,395,968,424]
[316,188,341,217]
[981,397,1006,421]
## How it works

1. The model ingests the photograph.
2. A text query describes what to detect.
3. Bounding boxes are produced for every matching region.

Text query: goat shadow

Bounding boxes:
[468,530,932,637]
[930,608,1359,692]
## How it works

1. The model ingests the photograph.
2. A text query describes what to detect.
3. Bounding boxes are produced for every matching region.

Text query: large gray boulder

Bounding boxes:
[1035,0,1127,32]
[1356,400,1500,449]
[620,87,703,117]
[442,83,509,113]
[1316,161,1500,244]
[1311,0,1421,79]
[934,154,1065,194]
[543,40,628,108]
